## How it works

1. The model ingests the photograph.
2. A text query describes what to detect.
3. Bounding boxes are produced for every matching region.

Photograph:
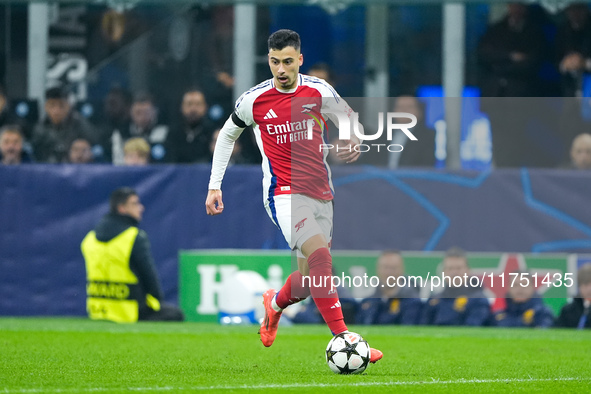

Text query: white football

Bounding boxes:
[325,332,370,374]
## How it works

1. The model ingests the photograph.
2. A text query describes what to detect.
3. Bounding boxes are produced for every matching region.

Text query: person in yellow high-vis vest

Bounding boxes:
[81,187,184,323]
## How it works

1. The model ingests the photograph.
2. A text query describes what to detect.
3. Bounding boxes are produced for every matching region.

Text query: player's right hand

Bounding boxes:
[205,189,224,215]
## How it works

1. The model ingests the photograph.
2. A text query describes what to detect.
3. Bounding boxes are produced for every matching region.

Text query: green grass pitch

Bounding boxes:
[1,318,590,393]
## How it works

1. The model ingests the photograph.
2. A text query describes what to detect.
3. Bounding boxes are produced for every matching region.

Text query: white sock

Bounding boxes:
[271,294,283,312]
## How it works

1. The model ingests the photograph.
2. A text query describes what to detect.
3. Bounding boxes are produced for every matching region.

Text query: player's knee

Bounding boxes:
[301,234,329,258]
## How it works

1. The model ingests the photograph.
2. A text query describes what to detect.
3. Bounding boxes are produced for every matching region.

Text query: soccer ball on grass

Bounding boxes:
[325,332,370,374]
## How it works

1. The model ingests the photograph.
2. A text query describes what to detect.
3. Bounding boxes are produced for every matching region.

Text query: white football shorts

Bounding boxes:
[264,194,333,258]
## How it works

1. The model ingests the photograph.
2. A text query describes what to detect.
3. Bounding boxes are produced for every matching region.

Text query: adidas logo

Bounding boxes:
[330,301,341,309]
[263,108,278,120]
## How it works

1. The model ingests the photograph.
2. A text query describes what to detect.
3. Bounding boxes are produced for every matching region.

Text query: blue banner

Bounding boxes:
[1,165,590,316]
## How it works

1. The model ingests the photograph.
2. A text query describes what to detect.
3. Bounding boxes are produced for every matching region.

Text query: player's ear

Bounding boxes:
[299,53,303,66]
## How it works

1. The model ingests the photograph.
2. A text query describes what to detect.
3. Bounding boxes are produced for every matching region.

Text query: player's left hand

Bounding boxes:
[336,136,361,163]
[205,189,224,215]
[336,141,360,163]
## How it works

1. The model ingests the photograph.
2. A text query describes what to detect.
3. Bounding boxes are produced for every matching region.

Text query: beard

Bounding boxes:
[185,114,204,127]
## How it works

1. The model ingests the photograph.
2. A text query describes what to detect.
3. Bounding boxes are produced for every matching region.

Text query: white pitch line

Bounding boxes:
[2,377,590,393]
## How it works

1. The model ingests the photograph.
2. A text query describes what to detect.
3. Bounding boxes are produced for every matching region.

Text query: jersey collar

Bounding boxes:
[273,74,302,94]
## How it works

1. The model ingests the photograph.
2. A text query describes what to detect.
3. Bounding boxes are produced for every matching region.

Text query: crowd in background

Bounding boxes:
[287,249,591,329]
[0,84,255,166]
[2,3,591,168]
[477,2,591,168]
[0,64,337,167]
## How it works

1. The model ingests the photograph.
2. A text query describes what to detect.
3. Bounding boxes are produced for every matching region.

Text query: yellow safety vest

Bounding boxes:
[81,227,141,323]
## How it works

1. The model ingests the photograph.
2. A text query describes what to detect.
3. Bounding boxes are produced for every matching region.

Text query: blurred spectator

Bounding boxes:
[307,63,334,85]
[81,187,184,322]
[128,92,169,163]
[32,87,95,163]
[556,3,591,97]
[493,270,554,328]
[555,4,591,157]
[67,138,94,164]
[0,85,6,122]
[209,128,247,165]
[0,125,33,165]
[207,6,234,115]
[555,263,591,329]
[166,89,216,163]
[198,9,261,165]
[478,4,548,167]
[216,72,234,91]
[420,247,491,326]
[98,86,132,164]
[478,4,547,97]
[390,95,436,169]
[123,137,150,166]
[0,85,18,131]
[567,133,591,169]
[356,250,422,325]
[0,88,36,143]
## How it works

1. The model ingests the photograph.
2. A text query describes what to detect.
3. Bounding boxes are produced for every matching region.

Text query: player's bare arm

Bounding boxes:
[336,121,363,163]
[336,133,362,163]
[205,189,224,215]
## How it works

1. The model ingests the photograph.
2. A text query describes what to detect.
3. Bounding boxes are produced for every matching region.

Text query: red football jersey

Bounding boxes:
[230,74,351,202]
